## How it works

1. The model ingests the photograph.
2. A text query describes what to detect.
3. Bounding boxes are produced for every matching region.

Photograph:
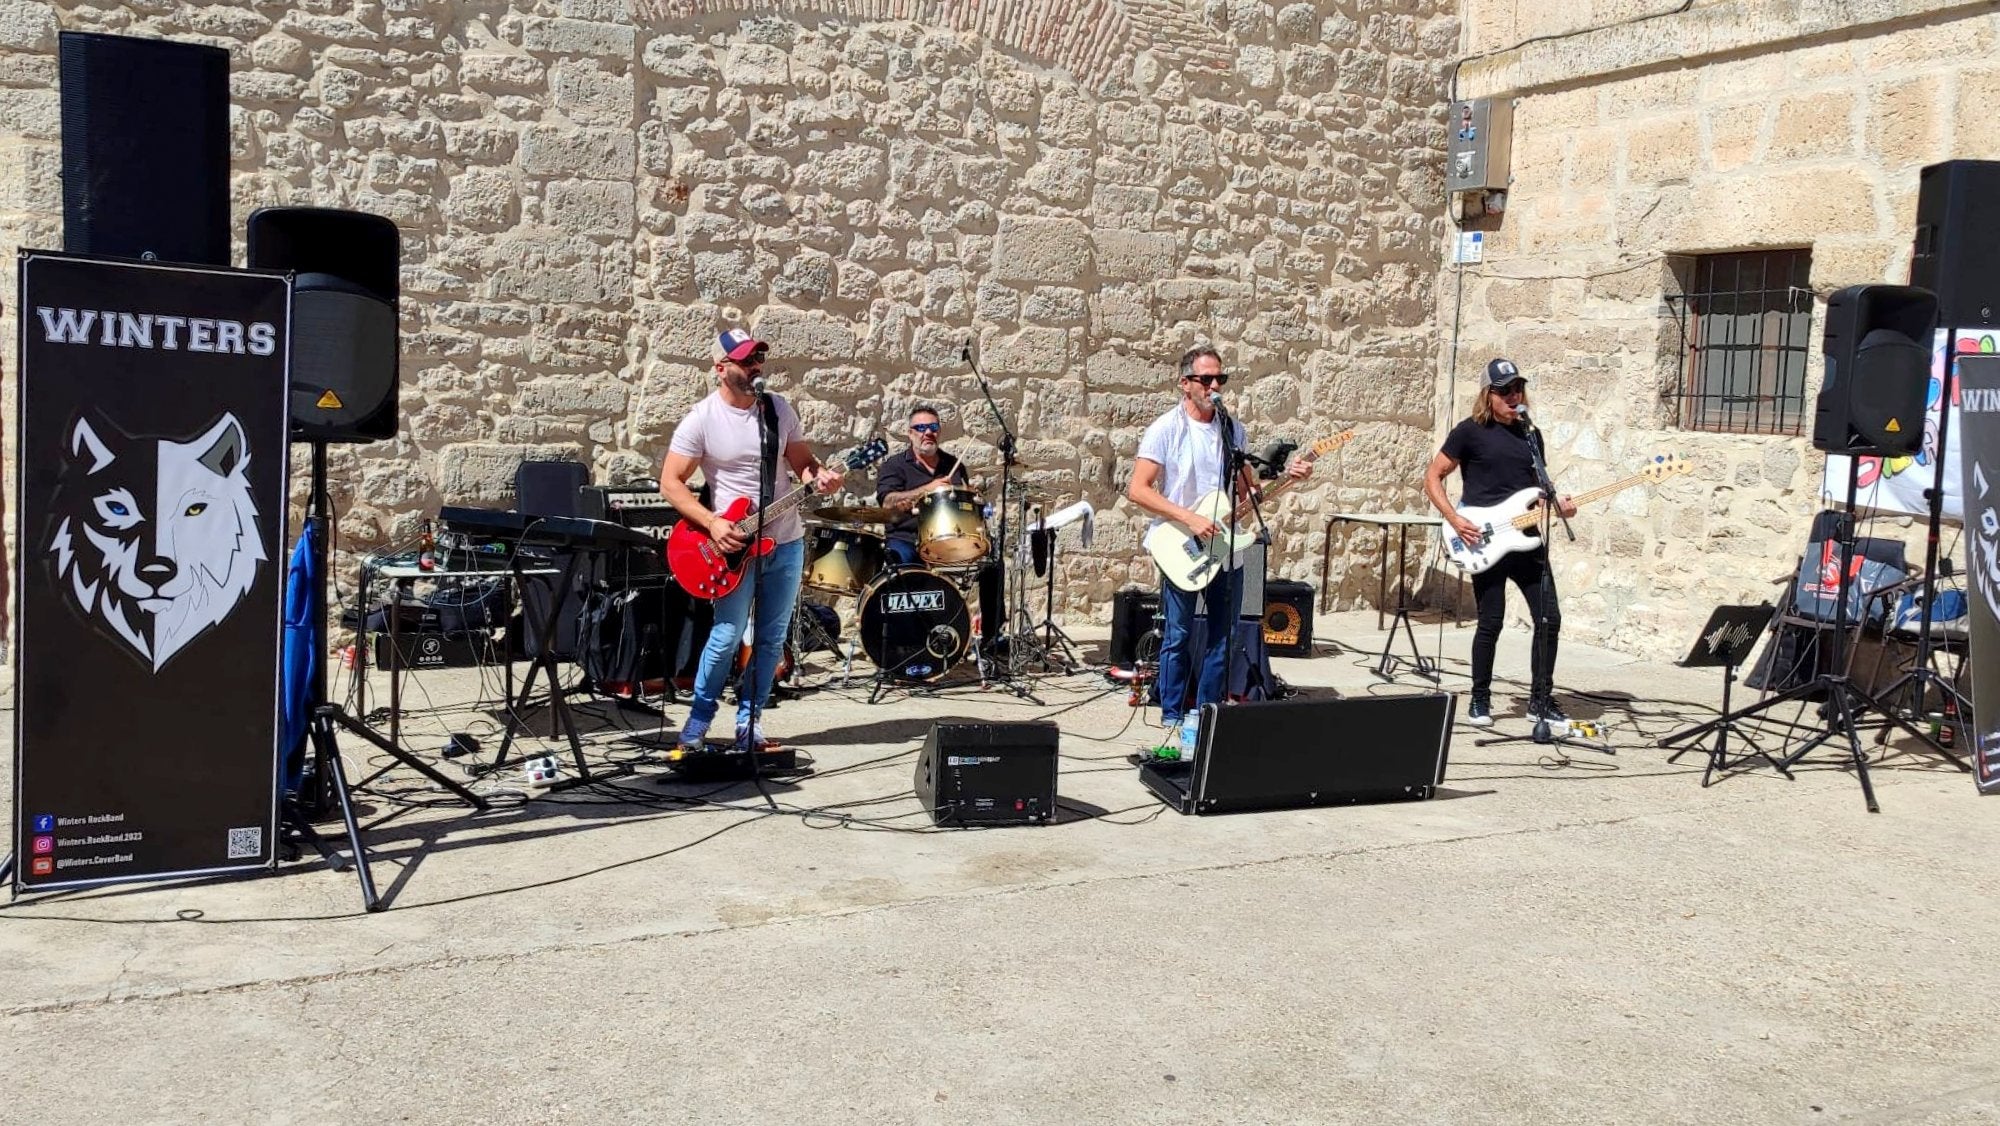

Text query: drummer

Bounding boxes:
[876,404,969,567]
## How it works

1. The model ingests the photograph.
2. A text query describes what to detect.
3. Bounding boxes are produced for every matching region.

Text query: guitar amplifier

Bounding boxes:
[1261,580,1316,658]
[914,721,1058,826]
[373,630,497,670]
[1109,587,1161,670]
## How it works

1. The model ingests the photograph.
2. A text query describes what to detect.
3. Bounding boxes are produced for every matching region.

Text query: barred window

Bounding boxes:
[1668,249,1815,435]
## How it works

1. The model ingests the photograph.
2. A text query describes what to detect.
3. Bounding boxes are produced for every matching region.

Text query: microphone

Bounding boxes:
[1208,390,1224,408]
[960,340,972,364]
[751,375,768,395]
[1515,403,1534,428]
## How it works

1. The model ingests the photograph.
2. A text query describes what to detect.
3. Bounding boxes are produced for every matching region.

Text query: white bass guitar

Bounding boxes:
[1442,454,1694,574]
[1144,430,1355,592]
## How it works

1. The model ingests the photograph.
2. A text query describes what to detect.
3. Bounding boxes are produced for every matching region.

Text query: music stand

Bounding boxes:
[1658,603,1787,787]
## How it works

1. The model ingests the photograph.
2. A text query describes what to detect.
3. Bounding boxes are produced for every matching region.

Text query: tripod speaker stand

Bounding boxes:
[1700,460,1963,811]
[297,443,489,912]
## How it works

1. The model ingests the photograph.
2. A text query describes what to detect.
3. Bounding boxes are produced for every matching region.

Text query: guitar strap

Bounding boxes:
[757,391,781,512]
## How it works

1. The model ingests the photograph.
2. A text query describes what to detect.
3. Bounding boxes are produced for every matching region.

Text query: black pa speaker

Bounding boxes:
[914,722,1058,826]
[1911,160,2000,328]
[247,207,402,443]
[59,32,230,265]
[1140,693,1453,815]
[1813,284,1935,457]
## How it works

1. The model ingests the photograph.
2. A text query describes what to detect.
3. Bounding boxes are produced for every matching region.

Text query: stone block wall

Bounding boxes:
[0,0,1457,635]
[1445,0,2000,658]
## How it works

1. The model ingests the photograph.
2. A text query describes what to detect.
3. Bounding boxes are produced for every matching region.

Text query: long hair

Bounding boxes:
[1470,381,1527,426]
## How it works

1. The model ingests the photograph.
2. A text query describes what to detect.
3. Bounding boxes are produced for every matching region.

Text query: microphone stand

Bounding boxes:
[1475,407,1611,758]
[741,375,780,808]
[1212,392,1250,732]
[966,343,1029,688]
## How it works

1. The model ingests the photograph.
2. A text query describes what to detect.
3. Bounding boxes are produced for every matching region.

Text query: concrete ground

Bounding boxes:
[2,609,1997,1124]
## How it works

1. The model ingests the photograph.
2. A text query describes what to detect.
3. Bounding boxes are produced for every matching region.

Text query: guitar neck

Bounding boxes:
[1507,472,1651,530]
[1226,471,1308,527]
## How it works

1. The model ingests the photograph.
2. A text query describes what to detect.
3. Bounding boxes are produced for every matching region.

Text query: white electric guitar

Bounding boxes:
[1145,430,1356,592]
[1442,453,1695,574]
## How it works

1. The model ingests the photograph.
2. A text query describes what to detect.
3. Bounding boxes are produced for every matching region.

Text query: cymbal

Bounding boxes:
[813,504,898,524]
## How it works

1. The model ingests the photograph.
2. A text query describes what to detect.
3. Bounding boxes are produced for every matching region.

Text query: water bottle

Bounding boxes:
[418,518,437,572]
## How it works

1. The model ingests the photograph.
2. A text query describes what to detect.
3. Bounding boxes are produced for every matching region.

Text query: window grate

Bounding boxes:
[1667,249,1815,436]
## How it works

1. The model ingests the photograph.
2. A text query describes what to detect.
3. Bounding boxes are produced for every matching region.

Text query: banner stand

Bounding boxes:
[1954,353,2000,794]
[12,252,293,897]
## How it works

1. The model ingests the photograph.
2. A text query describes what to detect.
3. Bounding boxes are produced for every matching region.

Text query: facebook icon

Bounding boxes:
[31,814,55,834]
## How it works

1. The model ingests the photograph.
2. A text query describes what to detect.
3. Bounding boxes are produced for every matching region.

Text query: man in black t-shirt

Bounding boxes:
[1424,358,1577,729]
[875,404,968,567]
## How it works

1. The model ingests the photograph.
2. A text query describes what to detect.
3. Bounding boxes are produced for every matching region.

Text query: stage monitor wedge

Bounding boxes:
[248,207,402,443]
[59,32,230,265]
[1142,693,1453,815]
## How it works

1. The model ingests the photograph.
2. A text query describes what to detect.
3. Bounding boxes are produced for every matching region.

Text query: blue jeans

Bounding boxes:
[686,538,805,733]
[886,537,921,567]
[1156,565,1243,726]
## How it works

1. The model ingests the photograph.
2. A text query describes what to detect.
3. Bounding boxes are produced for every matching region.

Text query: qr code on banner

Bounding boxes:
[226,826,263,860]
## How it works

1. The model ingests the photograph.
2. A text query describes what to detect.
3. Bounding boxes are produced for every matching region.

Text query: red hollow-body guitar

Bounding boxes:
[666,438,887,599]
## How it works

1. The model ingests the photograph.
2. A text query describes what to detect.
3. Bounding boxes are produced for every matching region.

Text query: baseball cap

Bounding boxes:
[718,328,768,363]
[1485,357,1526,388]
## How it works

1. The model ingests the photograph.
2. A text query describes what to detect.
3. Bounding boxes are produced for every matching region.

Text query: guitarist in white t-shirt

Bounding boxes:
[1127,346,1311,760]
[1423,358,1577,731]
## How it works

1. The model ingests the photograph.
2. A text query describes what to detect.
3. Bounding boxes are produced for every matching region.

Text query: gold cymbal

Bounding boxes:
[813,504,899,524]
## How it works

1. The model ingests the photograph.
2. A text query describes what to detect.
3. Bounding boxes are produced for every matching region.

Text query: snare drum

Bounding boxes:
[914,486,991,566]
[803,524,885,597]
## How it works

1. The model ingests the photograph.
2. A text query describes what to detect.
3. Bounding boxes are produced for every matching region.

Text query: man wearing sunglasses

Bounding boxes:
[1424,357,1577,731]
[876,405,968,568]
[1129,346,1310,760]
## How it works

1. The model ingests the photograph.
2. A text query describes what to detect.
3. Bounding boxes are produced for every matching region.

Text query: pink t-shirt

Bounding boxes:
[669,391,807,545]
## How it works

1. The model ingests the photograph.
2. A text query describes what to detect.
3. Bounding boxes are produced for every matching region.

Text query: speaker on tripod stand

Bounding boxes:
[1711,282,1966,811]
[255,209,481,910]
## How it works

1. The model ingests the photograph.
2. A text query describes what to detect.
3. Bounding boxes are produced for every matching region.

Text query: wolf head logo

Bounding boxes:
[48,413,265,672]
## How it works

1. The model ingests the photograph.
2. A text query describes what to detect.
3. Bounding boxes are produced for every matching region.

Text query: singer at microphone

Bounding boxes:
[1421,356,1577,733]
[1125,345,1315,761]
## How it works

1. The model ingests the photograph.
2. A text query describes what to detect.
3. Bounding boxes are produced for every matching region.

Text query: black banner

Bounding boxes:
[13,253,291,888]
[1956,352,2000,795]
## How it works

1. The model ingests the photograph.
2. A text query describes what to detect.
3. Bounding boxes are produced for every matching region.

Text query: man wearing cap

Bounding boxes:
[1423,358,1577,730]
[1128,346,1312,760]
[659,328,844,751]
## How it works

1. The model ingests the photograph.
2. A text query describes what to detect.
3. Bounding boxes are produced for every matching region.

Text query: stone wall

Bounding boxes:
[1444,0,1998,658]
[0,0,1457,637]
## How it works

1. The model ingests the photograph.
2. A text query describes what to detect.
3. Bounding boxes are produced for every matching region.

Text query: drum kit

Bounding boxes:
[798,484,1021,688]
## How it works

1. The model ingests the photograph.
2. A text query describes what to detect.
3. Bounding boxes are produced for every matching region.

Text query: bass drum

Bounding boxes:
[858,568,971,682]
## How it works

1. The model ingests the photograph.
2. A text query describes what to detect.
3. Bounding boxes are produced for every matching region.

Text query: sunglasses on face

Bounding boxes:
[1494,382,1526,397]
[910,422,940,433]
[1186,373,1229,386]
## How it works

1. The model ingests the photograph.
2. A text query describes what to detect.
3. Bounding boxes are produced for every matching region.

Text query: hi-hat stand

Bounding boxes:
[1014,504,1083,674]
[297,442,490,913]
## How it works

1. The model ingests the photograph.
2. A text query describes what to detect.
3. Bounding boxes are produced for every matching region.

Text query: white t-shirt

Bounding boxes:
[668,391,808,545]
[1136,404,1247,522]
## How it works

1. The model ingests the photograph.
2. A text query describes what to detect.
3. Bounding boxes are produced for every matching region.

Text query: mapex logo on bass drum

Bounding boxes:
[883,591,946,613]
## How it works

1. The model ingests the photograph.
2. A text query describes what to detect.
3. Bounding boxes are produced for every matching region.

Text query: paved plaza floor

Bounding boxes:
[2,610,1996,1123]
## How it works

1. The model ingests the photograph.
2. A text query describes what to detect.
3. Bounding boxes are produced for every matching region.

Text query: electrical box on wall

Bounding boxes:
[1447,98,1514,193]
